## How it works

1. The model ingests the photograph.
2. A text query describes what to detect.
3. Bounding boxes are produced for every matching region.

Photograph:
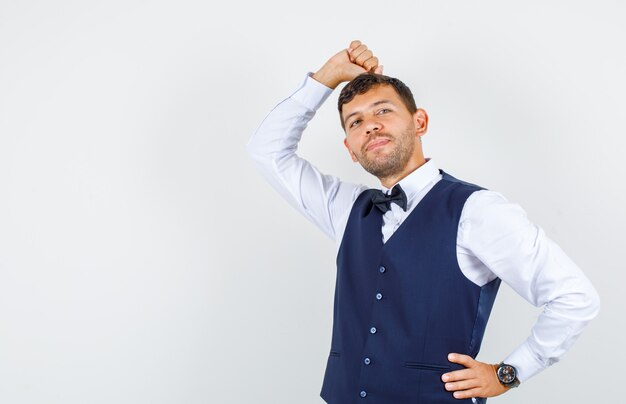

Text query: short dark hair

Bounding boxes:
[338,73,417,130]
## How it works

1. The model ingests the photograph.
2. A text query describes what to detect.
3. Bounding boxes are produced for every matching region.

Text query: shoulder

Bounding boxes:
[434,171,486,211]
[440,171,485,192]
[463,190,527,223]
[459,189,534,250]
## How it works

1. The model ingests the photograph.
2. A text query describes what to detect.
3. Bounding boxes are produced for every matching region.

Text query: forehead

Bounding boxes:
[341,85,404,117]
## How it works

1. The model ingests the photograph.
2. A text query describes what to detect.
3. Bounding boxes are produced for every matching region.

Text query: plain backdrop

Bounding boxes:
[1,1,624,403]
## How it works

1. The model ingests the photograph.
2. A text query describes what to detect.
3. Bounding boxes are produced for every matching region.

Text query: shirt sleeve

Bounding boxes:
[246,73,366,241]
[458,190,600,382]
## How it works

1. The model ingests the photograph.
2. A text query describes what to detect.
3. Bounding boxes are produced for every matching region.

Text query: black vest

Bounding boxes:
[320,172,500,404]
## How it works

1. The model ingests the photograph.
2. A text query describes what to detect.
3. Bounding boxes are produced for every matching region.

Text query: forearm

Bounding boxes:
[247,74,328,223]
[503,239,600,381]
[247,74,331,163]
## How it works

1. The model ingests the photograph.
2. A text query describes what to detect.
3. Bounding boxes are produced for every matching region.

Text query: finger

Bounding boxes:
[448,353,475,367]
[354,49,374,66]
[453,387,483,400]
[362,56,379,71]
[445,378,481,392]
[374,65,383,74]
[441,368,474,382]
[347,40,361,63]
[349,40,362,51]
[350,44,369,63]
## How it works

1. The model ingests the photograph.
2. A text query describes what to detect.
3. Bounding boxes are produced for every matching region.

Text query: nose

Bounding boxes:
[364,119,381,135]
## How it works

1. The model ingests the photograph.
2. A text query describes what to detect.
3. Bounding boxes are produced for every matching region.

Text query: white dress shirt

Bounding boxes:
[247,73,600,383]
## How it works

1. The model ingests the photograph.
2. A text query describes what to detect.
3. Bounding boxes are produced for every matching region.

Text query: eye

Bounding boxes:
[349,119,361,128]
[377,108,391,115]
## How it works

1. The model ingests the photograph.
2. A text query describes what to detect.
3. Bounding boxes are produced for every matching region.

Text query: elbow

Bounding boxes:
[551,279,601,322]
[573,282,601,322]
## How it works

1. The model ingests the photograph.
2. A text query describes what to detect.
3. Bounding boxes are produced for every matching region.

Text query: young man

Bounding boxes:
[247,41,599,403]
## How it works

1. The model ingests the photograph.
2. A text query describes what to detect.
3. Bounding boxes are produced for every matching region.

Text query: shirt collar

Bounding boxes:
[381,158,440,201]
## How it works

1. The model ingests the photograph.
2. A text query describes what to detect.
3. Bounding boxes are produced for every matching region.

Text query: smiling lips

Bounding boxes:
[366,137,391,152]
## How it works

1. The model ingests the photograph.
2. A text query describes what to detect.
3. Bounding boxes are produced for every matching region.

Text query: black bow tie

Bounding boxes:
[371,184,408,213]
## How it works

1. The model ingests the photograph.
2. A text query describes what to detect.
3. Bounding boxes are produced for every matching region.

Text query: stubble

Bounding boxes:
[357,129,415,180]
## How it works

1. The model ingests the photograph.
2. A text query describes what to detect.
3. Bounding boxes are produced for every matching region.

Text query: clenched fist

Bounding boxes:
[312,40,383,89]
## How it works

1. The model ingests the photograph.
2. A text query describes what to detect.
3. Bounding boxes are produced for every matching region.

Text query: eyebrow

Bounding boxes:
[343,100,395,126]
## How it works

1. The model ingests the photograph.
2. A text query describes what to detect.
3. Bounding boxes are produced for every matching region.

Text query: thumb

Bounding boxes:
[347,47,355,63]
[448,353,476,367]
[374,65,384,75]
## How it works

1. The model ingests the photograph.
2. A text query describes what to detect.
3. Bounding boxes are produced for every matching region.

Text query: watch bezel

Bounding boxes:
[496,362,520,388]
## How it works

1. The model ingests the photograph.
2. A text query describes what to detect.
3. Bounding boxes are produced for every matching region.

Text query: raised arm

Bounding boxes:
[246,41,381,240]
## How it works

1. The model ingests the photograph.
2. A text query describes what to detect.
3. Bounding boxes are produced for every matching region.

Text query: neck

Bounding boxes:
[379,157,427,189]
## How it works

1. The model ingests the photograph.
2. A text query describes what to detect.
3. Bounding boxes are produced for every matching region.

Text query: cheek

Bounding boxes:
[344,136,356,151]
[348,132,366,149]
[344,139,360,161]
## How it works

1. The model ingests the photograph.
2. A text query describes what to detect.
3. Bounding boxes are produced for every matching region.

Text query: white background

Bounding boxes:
[1,1,624,403]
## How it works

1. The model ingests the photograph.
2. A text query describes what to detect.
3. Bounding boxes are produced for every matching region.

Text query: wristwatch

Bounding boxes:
[496,362,520,388]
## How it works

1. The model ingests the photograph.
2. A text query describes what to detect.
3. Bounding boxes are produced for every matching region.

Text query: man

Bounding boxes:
[247,41,600,403]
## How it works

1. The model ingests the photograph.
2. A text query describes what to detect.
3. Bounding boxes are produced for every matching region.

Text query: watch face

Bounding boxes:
[497,365,517,384]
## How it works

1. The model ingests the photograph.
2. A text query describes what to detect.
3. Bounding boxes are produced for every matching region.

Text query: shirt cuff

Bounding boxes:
[503,341,547,383]
[290,72,333,111]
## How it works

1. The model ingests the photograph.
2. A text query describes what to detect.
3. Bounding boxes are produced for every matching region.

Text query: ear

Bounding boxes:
[413,108,429,138]
[343,138,359,162]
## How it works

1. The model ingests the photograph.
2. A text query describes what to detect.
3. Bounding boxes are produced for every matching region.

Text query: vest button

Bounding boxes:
[376,293,383,300]
[379,266,386,273]
[370,327,377,334]
[360,390,367,398]
[364,357,371,365]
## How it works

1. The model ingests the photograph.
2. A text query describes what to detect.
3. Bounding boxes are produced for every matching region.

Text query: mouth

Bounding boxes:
[366,137,391,152]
